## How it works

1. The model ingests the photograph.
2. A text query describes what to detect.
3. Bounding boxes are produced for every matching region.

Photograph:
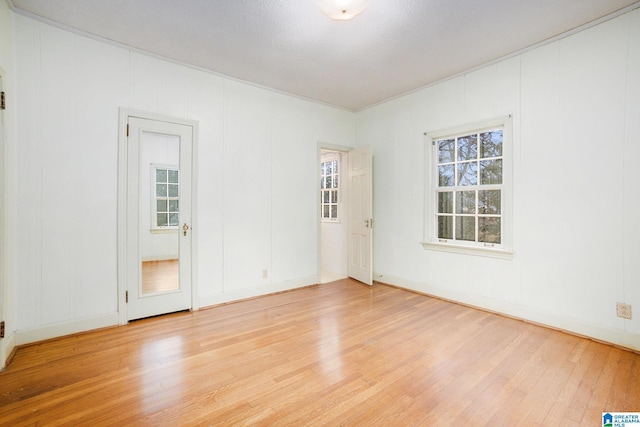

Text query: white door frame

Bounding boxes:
[0,70,7,365]
[317,142,374,285]
[117,108,199,325]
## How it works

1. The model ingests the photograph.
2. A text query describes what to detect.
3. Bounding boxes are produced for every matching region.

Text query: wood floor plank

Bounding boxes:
[1,279,638,426]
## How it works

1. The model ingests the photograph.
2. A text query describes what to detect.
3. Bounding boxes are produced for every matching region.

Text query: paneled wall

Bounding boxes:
[13,14,354,342]
[8,4,640,352]
[356,9,640,350]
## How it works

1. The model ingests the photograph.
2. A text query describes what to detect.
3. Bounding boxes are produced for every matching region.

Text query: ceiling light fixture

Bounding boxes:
[318,0,367,21]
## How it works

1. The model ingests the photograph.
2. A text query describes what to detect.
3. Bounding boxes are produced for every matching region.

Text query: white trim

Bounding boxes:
[320,151,341,222]
[0,67,12,368]
[198,275,319,308]
[420,241,514,259]
[424,115,513,256]
[317,142,353,282]
[118,108,200,324]
[374,273,640,352]
[15,313,119,346]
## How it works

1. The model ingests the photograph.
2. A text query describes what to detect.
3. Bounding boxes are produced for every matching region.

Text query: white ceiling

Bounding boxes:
[9,0,640,111]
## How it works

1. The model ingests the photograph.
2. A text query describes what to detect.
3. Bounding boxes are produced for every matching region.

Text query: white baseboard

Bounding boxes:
[16,313,119,346]
[374,272,640,352]
[199,275,319,308]
[14,276,319,346]
[0,331,16,369]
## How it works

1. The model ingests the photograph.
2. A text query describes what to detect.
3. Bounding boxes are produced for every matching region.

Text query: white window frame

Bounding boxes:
[151,164,180,233]
[320,152,341,222]
[422,116,514,259]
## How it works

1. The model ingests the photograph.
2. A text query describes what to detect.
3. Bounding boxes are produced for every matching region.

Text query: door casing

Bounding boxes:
[317,143,373,286]
[118,108,199,324]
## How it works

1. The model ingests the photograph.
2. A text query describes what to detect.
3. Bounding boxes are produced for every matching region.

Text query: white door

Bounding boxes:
[126,117,193,321]
[348,146,373,285]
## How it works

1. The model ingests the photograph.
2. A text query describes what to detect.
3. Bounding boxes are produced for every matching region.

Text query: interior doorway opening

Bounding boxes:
[319,148,348,284]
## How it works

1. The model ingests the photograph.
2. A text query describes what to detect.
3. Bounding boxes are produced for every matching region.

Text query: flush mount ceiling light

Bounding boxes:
[318,0,368,21]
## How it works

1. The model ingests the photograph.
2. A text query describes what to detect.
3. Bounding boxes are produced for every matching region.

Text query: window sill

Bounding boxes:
[421,241,514,260]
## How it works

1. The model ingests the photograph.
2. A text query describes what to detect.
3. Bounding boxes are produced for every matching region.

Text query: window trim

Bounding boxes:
[150,163,180,233]
[422,115,514,258]
[320,152,341,223]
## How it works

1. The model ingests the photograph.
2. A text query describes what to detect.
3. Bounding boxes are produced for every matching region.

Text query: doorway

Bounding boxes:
[319,146,373,286]
[319,149,348,284]
[118,110,197,322]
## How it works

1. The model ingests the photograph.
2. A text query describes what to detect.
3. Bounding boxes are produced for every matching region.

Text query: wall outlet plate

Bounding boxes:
[616,302,632,320]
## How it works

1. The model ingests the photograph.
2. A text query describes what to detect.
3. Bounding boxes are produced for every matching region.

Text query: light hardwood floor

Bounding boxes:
[1,279,638,426]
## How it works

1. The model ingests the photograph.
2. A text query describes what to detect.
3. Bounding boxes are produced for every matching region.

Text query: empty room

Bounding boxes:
[0,0,639,425]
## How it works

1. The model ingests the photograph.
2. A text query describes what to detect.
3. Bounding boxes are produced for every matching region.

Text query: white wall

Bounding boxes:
[0,0,17,367]
[10,5,639,352]
[357,9,640,351]
[13,13,354,343]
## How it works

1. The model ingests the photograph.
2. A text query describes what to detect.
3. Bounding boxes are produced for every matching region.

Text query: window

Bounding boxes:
[152,165,179,230]
[320,153,340,221]
[424,117,512,256]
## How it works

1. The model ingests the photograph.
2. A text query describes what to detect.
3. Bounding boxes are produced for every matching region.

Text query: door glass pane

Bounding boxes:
[141,132,180,295]
[169,212,179,226]
[156,169,167,183]
[157,213,168,227]
[156,184,167,197]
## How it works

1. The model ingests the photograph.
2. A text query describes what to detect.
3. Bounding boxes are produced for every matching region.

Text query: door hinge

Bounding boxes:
[1,91,5,110]
[0,321,5,338]
[125,291,128,303]
[126,123,129,137]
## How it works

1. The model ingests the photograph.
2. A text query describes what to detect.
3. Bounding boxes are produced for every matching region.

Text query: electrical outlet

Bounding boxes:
[262,269,269,279]
[616,302,632,320]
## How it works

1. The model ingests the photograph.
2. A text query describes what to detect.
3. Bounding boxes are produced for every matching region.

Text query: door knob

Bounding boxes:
[182,223,189,236]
